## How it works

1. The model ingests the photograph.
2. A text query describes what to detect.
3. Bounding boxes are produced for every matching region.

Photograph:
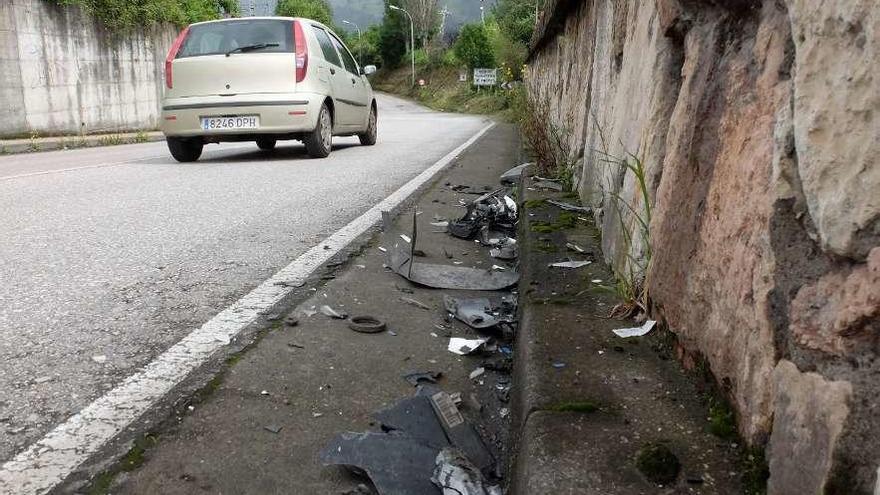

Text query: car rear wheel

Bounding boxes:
[304,104,332,158]
[358,106,377,146]
[167,137,203,163]
[256,138,277,151]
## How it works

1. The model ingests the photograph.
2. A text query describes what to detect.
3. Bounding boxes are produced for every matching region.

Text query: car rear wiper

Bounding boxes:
[225,43,279,57]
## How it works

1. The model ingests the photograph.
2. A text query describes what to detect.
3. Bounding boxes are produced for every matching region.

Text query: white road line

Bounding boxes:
[0,143,253,182]
[0,156,163,182]
[0,121,496,495]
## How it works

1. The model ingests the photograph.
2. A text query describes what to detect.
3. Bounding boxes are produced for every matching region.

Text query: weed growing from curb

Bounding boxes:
[548,401,599,413]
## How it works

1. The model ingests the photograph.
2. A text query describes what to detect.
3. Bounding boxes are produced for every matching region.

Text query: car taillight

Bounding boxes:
[165,26,190,89]
[293,20,308,83]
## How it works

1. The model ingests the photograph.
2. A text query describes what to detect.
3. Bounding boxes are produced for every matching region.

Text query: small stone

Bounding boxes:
[34,376,52,384]
[284,316,299,327]
[91,355,107,364]
[260,390,269,396]
[686,474,704,484]
[264,424,282,434]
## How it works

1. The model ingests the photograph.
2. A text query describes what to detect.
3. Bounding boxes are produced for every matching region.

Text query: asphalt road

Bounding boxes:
[0,94,489,462]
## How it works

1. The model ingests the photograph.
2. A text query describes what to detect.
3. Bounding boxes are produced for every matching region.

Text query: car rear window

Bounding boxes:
[177,19,293,58]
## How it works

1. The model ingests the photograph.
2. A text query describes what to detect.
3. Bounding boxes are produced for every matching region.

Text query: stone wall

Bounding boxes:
[0,0,177,138]
[527,0,879,493]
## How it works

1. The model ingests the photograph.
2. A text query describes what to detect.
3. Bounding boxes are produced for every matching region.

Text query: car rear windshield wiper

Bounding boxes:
[225,43,280,57]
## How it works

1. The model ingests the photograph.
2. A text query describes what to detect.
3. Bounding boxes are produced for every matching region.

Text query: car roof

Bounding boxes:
[188,16,333,32]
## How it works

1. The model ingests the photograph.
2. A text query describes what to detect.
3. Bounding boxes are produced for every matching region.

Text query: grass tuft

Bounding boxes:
[548,400,599,413]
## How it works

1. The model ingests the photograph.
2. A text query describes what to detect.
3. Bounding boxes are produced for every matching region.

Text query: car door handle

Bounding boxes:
[329,67,336,75]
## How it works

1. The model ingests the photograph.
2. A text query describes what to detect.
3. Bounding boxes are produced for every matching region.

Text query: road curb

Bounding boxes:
[0,132,165,155]
[508,176,631,493]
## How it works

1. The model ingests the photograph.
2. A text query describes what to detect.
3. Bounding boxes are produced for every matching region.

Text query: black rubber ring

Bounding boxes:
[348,315,387,334]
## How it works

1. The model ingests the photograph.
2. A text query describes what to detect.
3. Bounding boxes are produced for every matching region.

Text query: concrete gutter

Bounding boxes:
[0,131,165,155]
[509,176,748,493]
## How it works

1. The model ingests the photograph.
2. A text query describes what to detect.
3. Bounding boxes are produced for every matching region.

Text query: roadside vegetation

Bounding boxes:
[310,0,542,119]
[50,0,239,31]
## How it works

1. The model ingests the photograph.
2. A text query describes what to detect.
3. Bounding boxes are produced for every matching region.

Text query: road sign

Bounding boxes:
[473,68,497,87]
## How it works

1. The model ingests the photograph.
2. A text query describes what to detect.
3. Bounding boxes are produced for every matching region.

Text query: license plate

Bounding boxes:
[200,115,259,130]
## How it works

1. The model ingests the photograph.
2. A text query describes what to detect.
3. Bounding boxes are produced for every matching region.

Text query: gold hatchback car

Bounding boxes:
[161,17,377,162]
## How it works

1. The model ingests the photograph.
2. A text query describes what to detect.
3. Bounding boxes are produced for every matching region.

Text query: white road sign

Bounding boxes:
[473,68,497,86]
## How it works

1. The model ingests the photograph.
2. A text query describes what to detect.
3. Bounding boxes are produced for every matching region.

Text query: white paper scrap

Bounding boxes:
[448,337,489,355]
[549,261,592,269]
[612,320,657,338]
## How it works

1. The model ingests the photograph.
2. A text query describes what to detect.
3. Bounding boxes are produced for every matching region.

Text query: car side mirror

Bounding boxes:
[362,65,377,76]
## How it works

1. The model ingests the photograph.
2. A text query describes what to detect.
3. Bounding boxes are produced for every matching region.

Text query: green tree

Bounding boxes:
[485,17,527,80]
[53,0,238,31]
[378,0,407,68]
[275,0,333,26]
[494,0,539,45]
[343,25,382,67]
[453,23,495,69]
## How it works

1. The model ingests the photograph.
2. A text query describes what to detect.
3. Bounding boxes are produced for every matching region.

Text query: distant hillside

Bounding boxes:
[327,0,496,32]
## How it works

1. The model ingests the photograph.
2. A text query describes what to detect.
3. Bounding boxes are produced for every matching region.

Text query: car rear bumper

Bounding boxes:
[160,92,325,138]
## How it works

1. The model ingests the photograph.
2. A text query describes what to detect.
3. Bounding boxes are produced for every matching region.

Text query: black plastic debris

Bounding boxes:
[420,388,495,473]
[432,448,502,495]
[444,295,516,330]
[478,229,518,262]
[482,356,513,374]
[374,395,451,449]
[342,483,374,495]
[321,387,496,495]
[487,237,517,260]
[444,297,498,329]
[384,212,519,291]
[320,432,442,495]
[448,190,517,241]
[402,371,443,386]
[499,163,532,186]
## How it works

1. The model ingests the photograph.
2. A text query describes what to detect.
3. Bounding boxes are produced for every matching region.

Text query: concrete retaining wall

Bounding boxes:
[527,0,879,493]
[0,0,177,138]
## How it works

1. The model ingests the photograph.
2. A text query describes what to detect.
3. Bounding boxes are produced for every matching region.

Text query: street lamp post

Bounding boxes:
[341,20,362,65]
[389,4,415,87]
